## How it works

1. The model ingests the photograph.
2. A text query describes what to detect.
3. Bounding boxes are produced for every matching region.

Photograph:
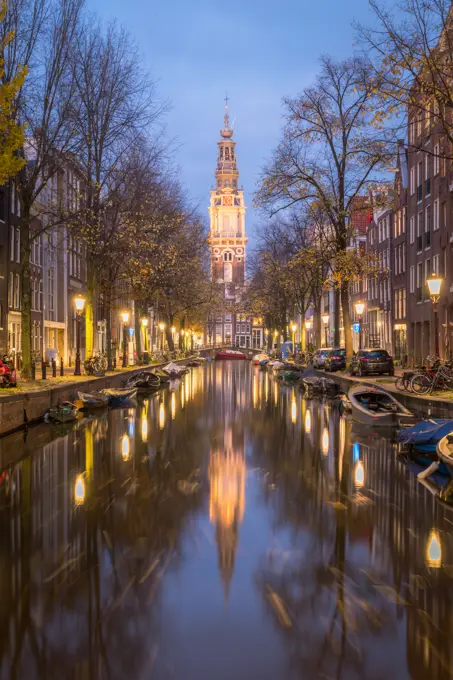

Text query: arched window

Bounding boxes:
[231,148,234,160]
[224,262,233,282]
[225,147,230,160]
[223,251,233,262]
[220,148,223,160]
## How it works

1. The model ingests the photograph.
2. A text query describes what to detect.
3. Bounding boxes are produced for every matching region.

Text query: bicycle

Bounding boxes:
[84,352,107,376]
[410,363,453,395]
[395,356,441,393]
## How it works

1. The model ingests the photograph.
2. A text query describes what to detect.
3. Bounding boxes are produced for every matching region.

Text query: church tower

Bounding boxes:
[208,99,249,346]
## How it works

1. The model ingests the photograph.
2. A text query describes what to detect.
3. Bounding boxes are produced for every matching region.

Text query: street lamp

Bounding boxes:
[121,311,129,368]
[74,295,86,376]
[354,302,365,350]
[322,314,329,347]
[291,322,297,357]
[74,474,86,505]
[185,329,190,352]
[141,318,149,362]
[159,321,166,352]
[427,273,443,358]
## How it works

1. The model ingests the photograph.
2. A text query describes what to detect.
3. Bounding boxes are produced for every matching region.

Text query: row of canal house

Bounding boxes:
[322,121,453,365]
[0,157,147,370]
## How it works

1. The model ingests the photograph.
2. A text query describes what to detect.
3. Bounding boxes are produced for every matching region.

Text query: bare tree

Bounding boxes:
[256,56,390,360]
[2,0,84,376]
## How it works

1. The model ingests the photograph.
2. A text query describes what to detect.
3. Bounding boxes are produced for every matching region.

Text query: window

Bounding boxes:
[416,262,423,301]
[417,111,423,137]
[403,288,406,318]
[433,199,439,231]
[402,207,406,233]
[425,205,431,247]
[434,143,440,175]
[433,254,440,275]
[442,202,447,230]
[394,247,398,275]
[417,162,423,201]
[402,243,406,272]
[10,227,14,261]
[409,118,415,144]
[410,216,415,244]
[223,251,233,262]
[425,154,430,195]
[417,212,423,252]
[425,259,431,293]
[15,229,20,263]
[8,271,13,307]
[225,148,229,160]
[13,273,19,309]
[48,268,55,319]
[410,167,415,195]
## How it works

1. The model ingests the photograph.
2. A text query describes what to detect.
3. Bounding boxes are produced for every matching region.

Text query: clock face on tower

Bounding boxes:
[223,195,233,206]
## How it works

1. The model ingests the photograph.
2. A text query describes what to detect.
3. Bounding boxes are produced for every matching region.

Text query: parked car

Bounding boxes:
[324,348,346,372]
[313,348,333,369]
[349,349,394,377]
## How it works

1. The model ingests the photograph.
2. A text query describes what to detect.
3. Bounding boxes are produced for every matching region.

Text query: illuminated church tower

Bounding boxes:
[208,99,250,346]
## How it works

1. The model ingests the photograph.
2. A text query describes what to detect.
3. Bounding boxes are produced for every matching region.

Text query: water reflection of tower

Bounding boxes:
[209,426,246,599]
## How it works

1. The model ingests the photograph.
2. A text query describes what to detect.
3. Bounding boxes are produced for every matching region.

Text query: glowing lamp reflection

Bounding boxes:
[171,392,176,420]
[291,397,297,424]
[354,460,365,488]
[74,474,86,505]
[321,427,329,455]
[159,403,165,430]
[141,417,148,442]
[121,434,130,461]
[426,529,442,568]
[305,409,312,433]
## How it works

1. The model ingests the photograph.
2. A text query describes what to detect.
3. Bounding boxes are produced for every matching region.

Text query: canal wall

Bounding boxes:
[314,369,453,419]
[0,360,192,437]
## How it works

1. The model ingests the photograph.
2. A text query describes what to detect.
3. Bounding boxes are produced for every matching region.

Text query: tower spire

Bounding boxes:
[224,93,230,128]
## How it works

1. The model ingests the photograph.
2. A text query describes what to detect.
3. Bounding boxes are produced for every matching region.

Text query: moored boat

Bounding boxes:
[215,349,247,360]
[77,391,109,408]
[398,419,453,454]
[101,387,138,405]
[163,362,189,376]
[152,367,171,383]
[348,385,413,427]
[252,353,269,365]
[48,401,79,423]
[436,431,453,475]
[126,371,160,393]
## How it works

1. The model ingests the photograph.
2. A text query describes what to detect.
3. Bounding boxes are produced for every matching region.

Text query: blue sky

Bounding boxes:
[87,0,377,248]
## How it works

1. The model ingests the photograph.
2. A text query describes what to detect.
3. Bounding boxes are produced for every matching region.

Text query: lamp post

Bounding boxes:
[264,328,269,350]
[74,295,85,376]
[322,314,329,348]
[121,311,129,368]
[291,322,297,357]
[273,329,279,349]
[305,319,312,351]
[354,302,365,350]
[158,322,166,352]
[141,318,149,362]
[427,273,443,359]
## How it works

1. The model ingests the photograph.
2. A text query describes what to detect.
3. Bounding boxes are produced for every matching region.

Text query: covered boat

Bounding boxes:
[163,362,189,376]
[101,387,138,405]
[126,371,160,393]
[271,361,285,374]
[398,419,453,453]
[77,391,109,408]
[348,385,413,427]
[252,353,269,365]
[437,432,453,475]
[48,401,79,423]
[301,376,339,396]
[278,369,302,382]
[215,349,247,360]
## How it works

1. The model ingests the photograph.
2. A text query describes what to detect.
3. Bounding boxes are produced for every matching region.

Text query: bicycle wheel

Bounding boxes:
[411,374,432,395]
[395,376,408,392]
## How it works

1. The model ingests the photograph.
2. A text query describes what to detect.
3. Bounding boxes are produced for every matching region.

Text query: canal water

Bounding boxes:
[0,361,452,680]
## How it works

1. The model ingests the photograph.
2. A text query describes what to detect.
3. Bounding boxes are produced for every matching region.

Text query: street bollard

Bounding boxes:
[42,359,46,380]
[60,357,64,376]
[51,359,56,378]
[113,358,117,370]
[31,362,35,380]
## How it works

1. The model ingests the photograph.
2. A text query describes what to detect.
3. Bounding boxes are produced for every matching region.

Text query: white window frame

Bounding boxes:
[410,167,415,195]
[409,216,415,244]
[434,143,440,175]
[410,265,415,293]
[433,199,439,231]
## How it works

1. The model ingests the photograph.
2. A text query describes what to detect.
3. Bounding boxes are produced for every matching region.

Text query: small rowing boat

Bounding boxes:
[152,367,171,383]
[348,385,413,427]
[252,353,270,365]
[436,431,453,476]
[126,371,160,393]
[48,401,79,423]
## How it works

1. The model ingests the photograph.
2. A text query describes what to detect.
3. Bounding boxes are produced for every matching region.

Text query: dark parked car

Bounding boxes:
[349,349,394,377]
[324,348,346,372]
[313,348,333,369]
